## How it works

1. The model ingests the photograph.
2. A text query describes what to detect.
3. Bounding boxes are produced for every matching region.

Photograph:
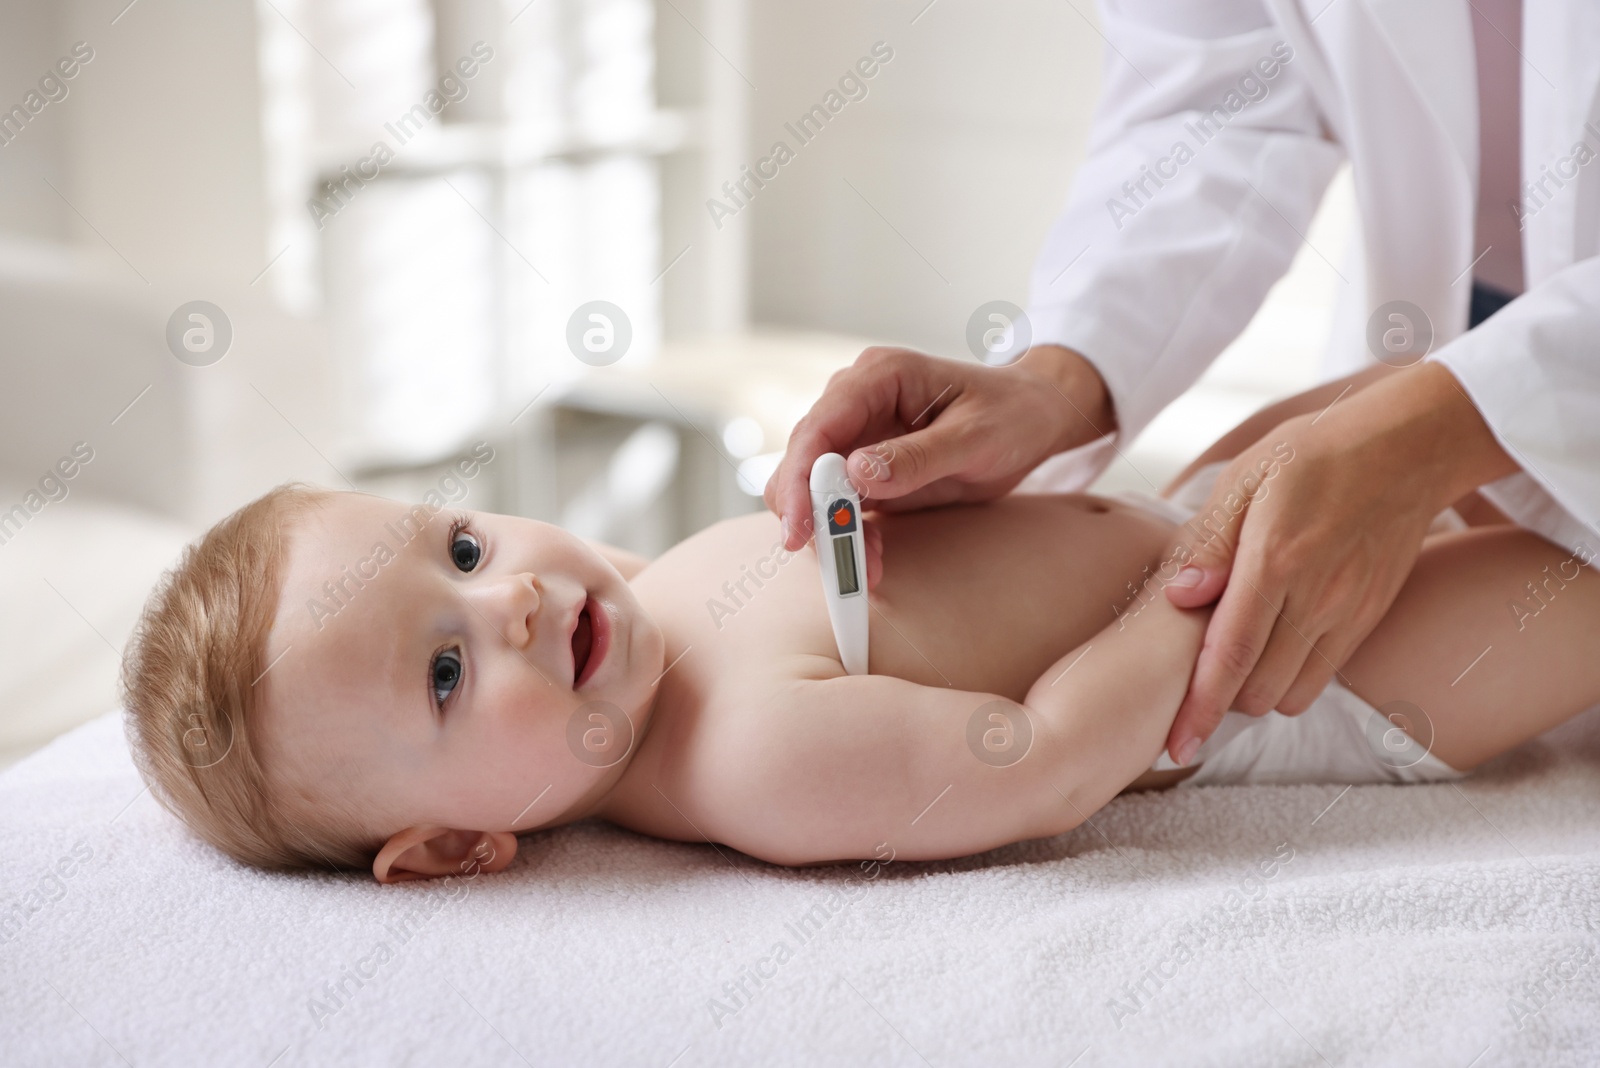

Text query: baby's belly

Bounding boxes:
[635,494,1178,703]
[860,494,1177,697]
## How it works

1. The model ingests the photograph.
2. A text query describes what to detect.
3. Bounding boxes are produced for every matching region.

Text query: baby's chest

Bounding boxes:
[639,498,1173,698]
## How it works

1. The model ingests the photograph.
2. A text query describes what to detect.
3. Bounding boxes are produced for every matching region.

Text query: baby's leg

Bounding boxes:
[1339,526,1600,771]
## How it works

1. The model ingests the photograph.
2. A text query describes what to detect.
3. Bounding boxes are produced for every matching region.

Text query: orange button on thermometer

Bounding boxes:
[809,453,869,675]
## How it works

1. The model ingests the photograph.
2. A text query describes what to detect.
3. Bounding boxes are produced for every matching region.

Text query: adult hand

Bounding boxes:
[1160,361,1521,766]
[766,344,1117,553]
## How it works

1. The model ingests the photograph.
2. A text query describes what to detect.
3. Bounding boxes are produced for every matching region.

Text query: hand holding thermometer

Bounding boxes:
[810,453,870,675]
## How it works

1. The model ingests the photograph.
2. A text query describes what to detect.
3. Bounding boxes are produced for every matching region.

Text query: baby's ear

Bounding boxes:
[372,826,518,884]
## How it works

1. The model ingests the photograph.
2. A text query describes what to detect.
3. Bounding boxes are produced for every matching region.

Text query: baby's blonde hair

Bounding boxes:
[121,482,378,873]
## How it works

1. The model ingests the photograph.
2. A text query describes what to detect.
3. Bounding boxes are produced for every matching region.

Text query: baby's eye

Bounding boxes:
[450,528,482,572]
[431,649,463,707]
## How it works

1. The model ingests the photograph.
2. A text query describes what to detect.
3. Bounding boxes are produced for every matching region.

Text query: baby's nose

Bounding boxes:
[477,572,540,648]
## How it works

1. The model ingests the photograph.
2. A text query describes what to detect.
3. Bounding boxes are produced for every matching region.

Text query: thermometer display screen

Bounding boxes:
[832,535,860,595]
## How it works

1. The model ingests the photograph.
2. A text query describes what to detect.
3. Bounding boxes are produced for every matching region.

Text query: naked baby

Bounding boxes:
[121,368,1600,883]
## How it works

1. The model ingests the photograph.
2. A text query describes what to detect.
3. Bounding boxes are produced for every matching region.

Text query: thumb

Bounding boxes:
[847,421,971,503]
[1164,562,1229,608]
[1166,688,1228,767]
[1163,490,1244,609]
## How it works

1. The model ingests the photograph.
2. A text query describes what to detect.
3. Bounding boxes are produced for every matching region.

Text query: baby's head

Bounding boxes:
[121,484,665,882]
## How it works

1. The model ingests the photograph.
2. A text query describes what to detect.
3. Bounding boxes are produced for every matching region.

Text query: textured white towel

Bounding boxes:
[2,706,1598,1067]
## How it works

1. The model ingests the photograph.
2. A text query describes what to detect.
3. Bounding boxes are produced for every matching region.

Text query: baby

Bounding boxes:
[121,374,1600,883]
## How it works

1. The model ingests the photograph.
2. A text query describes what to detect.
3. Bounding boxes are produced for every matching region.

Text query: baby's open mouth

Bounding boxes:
[571,596,608,689]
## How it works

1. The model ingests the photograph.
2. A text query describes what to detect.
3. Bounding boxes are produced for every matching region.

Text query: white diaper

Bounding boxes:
[1113,462,1466,787]
[1156,680,1465,786]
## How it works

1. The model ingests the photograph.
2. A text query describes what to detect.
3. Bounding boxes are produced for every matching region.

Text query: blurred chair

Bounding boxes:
[0,240,192,519]
[0,241,198,767]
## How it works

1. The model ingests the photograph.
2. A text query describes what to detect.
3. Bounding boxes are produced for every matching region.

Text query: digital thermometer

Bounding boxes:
[809,453,870,675]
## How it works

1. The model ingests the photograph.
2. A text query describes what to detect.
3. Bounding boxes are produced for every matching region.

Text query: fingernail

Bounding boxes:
[1171,566,1204,588]
[1176,738,1201,766]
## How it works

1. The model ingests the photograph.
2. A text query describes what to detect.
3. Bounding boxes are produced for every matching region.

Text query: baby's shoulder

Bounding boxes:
[633,509,839,675]
[604,670,823,854]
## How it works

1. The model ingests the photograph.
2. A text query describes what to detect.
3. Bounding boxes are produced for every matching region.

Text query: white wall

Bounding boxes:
[57,0,272,288]
[744,0,1103,355]
[0,4,71,240]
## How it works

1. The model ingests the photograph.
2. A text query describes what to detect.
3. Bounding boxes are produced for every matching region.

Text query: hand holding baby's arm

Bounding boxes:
[718,596,1211,866]
[1019,590,1213,819]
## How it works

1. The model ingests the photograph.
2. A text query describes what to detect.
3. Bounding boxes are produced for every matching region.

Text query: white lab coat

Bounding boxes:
[1025,0,1600,558]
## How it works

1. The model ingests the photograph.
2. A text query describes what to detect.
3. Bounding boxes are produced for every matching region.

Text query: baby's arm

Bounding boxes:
[720,595,1211,866]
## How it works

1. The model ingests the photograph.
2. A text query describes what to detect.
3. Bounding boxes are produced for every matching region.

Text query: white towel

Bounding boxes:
[3,706,1598,1066]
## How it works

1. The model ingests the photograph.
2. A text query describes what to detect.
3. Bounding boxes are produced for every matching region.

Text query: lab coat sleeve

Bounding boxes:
[1022,0,1345,489]
[1426,255,1600,556]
